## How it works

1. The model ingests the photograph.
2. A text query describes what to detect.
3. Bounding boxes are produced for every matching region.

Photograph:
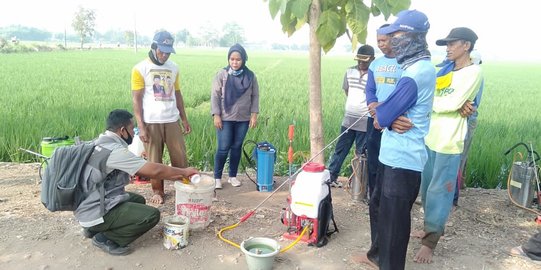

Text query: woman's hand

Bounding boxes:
[213,115,223,129]
[249,113,258,128]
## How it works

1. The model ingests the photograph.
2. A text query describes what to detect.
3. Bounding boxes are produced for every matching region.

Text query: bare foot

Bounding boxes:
[413,245,433,264]
[410,230,426,238]
[508,246,528,258]
[149,193,165,204]
[351,253,379,269]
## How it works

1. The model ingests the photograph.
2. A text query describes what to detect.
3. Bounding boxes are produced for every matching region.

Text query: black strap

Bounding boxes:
[326,183,339,235]
[242,140,259,186]
[327,215,339,236]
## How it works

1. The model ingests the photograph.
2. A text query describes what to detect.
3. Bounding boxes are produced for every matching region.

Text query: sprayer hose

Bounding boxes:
[217,222,310,253]
[217,222,242,249]
[279,225,309,253]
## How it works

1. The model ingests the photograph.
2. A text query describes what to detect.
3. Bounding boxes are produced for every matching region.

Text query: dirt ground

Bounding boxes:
[1,162,540,270]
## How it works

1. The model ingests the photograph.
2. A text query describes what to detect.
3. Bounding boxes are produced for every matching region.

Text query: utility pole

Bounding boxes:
[134,13,138,53]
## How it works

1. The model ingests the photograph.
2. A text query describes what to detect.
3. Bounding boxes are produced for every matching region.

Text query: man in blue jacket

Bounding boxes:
[357,10,436,270]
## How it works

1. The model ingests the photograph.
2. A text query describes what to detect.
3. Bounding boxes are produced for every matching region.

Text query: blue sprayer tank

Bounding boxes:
[256,143,275,192]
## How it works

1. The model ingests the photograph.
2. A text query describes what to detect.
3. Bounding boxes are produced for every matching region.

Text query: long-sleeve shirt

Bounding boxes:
[366,56,403,108]
[425,64,483,154]
[376,59,436,172]
[210,69,259,121]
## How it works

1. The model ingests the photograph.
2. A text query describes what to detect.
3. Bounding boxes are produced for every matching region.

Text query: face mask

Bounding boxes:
[122,127,133,145]
[390,32,429,65]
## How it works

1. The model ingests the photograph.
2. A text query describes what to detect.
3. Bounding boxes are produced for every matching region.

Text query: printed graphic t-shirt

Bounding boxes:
[131,58,181,123]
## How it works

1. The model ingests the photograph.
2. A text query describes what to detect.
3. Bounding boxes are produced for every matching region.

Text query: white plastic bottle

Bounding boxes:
[128,127,145,156]
[190,174,201,184]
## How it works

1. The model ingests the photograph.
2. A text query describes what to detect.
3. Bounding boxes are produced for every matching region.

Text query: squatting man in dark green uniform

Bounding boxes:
[75,109,198,255]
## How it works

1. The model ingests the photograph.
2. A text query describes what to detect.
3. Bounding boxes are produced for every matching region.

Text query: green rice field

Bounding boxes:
[1,49,540,188]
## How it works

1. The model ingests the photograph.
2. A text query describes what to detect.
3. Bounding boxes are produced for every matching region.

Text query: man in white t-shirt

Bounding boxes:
[131,31,191,204]
[327,45,375,188]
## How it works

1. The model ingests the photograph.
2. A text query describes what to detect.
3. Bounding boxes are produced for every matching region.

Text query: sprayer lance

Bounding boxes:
[18,148,48,159]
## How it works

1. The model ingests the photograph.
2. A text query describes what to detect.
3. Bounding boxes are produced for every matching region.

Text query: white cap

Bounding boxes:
[470,50,482,65]
[190,174,201,184]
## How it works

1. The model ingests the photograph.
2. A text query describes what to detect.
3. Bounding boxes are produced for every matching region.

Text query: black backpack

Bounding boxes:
[40,137,113,212]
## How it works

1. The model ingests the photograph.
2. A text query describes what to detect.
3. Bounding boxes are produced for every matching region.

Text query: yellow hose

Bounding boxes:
[279,225,309,253]
[217,221,311,252]
[217,222,242,249]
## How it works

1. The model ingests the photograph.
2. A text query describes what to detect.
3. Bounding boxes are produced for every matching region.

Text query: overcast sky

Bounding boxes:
[1,0,538,61]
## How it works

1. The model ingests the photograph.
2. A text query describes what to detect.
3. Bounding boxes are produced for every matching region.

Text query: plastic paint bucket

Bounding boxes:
[174,175,215,230]
[162,215,190,250]
[240,237,280,270]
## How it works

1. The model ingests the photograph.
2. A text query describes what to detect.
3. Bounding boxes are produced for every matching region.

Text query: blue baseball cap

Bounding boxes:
[377,10,430,35]
[152,31,175,54]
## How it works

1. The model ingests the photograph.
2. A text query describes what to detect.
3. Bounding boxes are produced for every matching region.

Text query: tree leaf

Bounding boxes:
[321,0,345,10]
[290,0,311,19]
[356,28,368,44]
[389,0,411,14]
[345,0,370,35]
[316,10,342,49]
[321,38,336,53]
[316,10,344,52]
[350,32,359,52]
[269,0,288,19]
[372,0,392,19]
[295,15,307,31]
[280,11,298,36]
[370,4,381,16]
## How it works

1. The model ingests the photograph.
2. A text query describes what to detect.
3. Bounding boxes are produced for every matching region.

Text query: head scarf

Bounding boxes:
[223,44,254,113]
[390,32,431,69]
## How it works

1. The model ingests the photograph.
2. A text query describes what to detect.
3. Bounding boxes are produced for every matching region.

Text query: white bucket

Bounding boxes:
[162,215,190,250]
[240,237,281,270]
[174,175,215,230]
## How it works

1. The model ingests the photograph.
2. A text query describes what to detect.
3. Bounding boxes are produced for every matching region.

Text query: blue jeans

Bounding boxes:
[421,147,460,248]
[214,121,249,179]
[368,165,421,270]
[366,117,382,199]
[454,118,477,205]
[327,125,366,181]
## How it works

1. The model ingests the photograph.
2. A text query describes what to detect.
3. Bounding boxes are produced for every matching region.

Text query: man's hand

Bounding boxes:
[139,127,148,143]
[213,115,222,130]
[459,101,476,118]
[183,167,199,177]
[182,119,192,134]
[391,116,414,134]
[368,102,379,118]
[373,118,382,130]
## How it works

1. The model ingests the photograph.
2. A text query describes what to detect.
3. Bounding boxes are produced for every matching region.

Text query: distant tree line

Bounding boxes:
[0,23,249,48]
[1,6,310,52]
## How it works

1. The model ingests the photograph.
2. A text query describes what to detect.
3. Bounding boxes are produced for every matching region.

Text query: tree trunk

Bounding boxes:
[308,0,325,164]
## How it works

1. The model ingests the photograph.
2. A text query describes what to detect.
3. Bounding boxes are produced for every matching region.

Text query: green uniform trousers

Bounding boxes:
[88,192,160,247]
